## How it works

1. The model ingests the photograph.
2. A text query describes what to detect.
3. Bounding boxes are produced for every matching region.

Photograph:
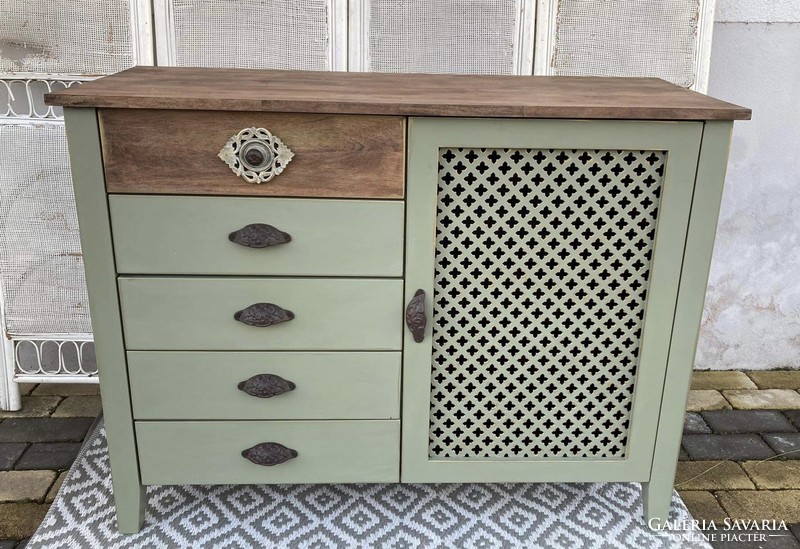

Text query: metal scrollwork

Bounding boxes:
[218,127,294,184]
[241,442,298,466]
[233,303,295,327]
[238,373,296,398]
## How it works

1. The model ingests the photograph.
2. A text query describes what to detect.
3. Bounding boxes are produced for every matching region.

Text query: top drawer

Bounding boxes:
[98,109,406,199]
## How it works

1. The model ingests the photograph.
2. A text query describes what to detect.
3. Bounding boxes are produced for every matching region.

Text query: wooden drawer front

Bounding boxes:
[129,351,401,420]
[118,277,402,351]
[110,196,404,276]
[136,420,400,484]
[99,109,406,199]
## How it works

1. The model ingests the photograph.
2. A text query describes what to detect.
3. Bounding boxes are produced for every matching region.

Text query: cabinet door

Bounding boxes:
[402,118,703,482]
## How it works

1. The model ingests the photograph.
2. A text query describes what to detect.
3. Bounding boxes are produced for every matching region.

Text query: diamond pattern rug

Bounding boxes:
[28,420,709,548]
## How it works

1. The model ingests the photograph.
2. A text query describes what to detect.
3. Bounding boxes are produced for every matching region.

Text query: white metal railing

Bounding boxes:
[0,75,97,410]
[13,335,98,383]
[0,77,89,123]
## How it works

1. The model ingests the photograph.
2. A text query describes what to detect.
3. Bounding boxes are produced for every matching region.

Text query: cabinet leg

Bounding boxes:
[642,481,673,529]
[114,482,146,534]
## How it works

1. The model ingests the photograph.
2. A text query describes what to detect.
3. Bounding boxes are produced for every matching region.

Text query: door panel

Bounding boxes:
[402,118,702,482]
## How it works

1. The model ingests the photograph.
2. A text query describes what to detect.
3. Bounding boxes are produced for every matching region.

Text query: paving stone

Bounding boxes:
[32,383,99,397]
[762,434,800,460]
[0,397,61,419]
[682,434,775,461]
[687,390,732,412]
[742,461,800,489]
[791,525,800,544]
[19,384,37,396]
[701,410,798,434]
[46,471,68,503]
[51,395,101,418]
[0,470,57,502]
[693,371,758,390]
[723,390,800,410]
[0,541,18,549]
[718,491,800,522]
[0,443,27,470]
[685,412,712,434]
[0,503,49,539]
[679,446,690,460]
[17,540,29,549]
[14,443,82,470]
[679,491,728,522]
[0,418,93,443]
[675,461,755,490]
[747,371,800,391]
[784,411,800,431]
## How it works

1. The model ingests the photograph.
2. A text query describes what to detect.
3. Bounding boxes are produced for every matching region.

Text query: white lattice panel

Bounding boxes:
[429,147,667,459]
[0,0,138,75]
[351,0,535,74]
[0,124,91,335]
[156,0,344,70]
[537,0,705,89]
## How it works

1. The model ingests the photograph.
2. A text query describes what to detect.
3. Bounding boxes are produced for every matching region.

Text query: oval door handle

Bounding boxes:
[238,373,296,398]
[241,442,298,466]
[234,303,295,327]
[229,223,291,248]
[405,289,427,343]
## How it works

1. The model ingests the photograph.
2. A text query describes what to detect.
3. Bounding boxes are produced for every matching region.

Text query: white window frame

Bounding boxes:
[348,0,536,75]
[153,0,348,70]
[533,0,717,92]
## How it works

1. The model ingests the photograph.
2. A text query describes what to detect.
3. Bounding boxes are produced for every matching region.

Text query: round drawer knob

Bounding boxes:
[218,127,294,184]
[240,141,274,171]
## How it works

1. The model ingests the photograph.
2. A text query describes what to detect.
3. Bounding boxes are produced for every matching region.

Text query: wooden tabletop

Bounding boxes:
[46,66,750,121]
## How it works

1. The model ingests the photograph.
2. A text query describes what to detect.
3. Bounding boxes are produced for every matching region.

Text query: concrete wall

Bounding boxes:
[696,3,800,369]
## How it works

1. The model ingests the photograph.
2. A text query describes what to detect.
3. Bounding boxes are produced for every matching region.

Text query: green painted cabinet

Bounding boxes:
[47,69,748,534]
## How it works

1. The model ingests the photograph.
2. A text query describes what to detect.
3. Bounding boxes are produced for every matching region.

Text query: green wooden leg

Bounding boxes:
[64,108,147,535]
[114,483,146,533]
[642,479,674,529]
[644,121,734,531]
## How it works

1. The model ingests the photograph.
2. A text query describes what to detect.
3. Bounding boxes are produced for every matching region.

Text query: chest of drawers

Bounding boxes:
[46,68,749,534]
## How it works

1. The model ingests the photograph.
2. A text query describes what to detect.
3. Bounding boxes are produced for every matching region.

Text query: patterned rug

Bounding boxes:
[28,420,710,548]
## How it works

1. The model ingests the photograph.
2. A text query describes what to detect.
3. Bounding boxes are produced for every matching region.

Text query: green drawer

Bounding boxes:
[118,277,403,350]
[136,420,400,484]
[109,195,404,276]
[128,351,401,420]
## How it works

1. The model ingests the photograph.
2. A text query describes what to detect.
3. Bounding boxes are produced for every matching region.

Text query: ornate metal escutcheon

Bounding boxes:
[218,127,294,184]
[241,442,298,466]
[405,289,427,343]
[238,373,296,398]
[234,303,295,327]
[228,223,292,248]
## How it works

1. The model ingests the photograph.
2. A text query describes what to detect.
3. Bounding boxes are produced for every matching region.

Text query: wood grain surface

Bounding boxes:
[99,109,406,198]
[47,66,750,120]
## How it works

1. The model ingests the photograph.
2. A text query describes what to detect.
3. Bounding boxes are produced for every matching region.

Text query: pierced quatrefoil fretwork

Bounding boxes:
[429,147,667,460]
[218,127,294,184]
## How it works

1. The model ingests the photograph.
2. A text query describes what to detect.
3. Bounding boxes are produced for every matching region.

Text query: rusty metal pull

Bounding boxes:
[229,223,291,248]
[238,373,296,398]
[405,289,427,343]
[234,303,294,327]
[241,442,298,466]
